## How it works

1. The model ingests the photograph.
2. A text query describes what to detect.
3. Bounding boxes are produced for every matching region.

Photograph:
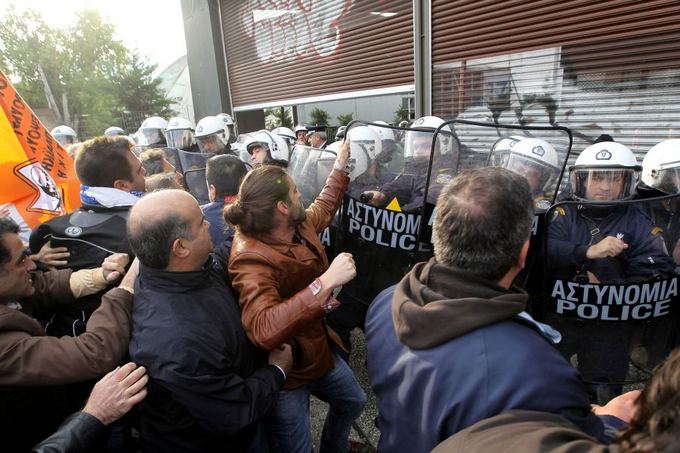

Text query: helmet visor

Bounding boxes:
[404,131,435,160]
[196,133,227,154]
[165,129,194,150]
[653,167,680,195]
[54,135,75,146]
[505,153,556,195]
[570,168,637,201]
[138,128,164,146]
[404,130,454,159]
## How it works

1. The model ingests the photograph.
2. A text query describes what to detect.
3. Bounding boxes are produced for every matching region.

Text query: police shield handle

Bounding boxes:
[591,389,641,423]
[268,343,294,376]
[586,236,628,259]
[319,252,357,301]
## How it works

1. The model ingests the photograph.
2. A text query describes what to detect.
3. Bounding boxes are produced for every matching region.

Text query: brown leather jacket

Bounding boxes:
[229,168,349,389]
[0,269,133,386]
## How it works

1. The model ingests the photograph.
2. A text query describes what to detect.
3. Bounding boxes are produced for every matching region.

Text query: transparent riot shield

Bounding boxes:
[425,121,573,288]
[161,147,182,173]
[539,195,680,403]
[177,149,213,204]
[287,145,338,207]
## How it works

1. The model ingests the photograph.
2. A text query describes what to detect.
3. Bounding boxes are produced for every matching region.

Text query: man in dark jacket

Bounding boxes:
[434,346,680,453]
[29,135,146,337]
[0,217,136,452]
[127,189,292,452]
[365,167,637,453]
[200,154,248,247]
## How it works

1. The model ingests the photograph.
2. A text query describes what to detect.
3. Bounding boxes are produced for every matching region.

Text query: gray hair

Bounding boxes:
[433,167,533,281]
[128,214,194,269]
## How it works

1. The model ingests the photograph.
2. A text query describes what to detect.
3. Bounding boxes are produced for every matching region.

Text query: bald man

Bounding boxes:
[126,190,292,452]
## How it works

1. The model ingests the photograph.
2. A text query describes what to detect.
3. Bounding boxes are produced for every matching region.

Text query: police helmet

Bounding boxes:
[51,125,77,146]
[570,142,640,201]
[641,139,680,195]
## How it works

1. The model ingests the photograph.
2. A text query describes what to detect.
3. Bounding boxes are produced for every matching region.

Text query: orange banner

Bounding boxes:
[0,70,80,235]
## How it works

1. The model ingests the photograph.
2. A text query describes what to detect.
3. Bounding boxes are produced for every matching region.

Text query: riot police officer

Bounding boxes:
[164,117,198,152]
[51,125,78,147]
[294,124,308,145]
[493,136,561,210]
[216,113,237,144]
[360,115,457,212]
[272,126,296,153]
[637,139,680,264]
[104,126,125,137]
[244,130,289,167]
[137,116,168,148]
[547,141,675,401]
[195,116,231,155]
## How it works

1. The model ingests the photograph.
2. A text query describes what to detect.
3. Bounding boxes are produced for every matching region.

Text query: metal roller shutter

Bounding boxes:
[220,0,414,111]
[431,0,680,160]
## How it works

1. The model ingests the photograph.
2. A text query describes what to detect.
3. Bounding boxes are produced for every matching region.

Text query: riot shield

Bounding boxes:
[327,121,431,346]
[539,195,680,403]
[425,121,573,288]
[177,149,213,204]
[287,145,338,207]
[161,147,182,173]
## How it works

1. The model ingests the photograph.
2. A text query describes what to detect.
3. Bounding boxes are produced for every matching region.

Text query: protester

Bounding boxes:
[145,172,183,191]
[225,140,367,453]
[0,217,137,451]
[140,148,183,181]
[32,362,148,453]
[29,135,145,337]
[366,167,634,452]
[127,189,292,452]
[201,154,247,247]
[434,346,680,452]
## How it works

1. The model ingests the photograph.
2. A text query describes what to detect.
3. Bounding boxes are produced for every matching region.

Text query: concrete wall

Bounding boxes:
[181,0,231,120]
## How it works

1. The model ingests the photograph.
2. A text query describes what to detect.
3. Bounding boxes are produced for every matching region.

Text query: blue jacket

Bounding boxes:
[547,203,675,282]
[201,200,234,247]
[129,256,284,452]
[366,260,614,453]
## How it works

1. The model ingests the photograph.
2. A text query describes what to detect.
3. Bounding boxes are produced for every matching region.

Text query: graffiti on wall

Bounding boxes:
[241,0,354,63]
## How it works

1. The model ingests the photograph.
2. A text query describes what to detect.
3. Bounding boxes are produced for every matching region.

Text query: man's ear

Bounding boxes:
[113,179,132,192]
[172,237,190,259]
[275,200,289,216]
[208,184,217,202]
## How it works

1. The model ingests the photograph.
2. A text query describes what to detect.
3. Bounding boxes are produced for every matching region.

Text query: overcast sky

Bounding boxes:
[0,0,187,74]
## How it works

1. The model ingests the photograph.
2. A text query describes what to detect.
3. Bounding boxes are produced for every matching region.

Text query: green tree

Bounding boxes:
[309,107,330,126]
[393,104,410,125]
[0,7,175,139]
[111,52,175,119]
[264,107,293,129]
[336,113,353,126]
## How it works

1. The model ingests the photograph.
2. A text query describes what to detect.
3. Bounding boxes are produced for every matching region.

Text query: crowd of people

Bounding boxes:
[1,113,680,453]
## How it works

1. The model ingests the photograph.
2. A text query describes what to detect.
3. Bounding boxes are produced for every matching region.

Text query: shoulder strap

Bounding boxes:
[578,212,625,276]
